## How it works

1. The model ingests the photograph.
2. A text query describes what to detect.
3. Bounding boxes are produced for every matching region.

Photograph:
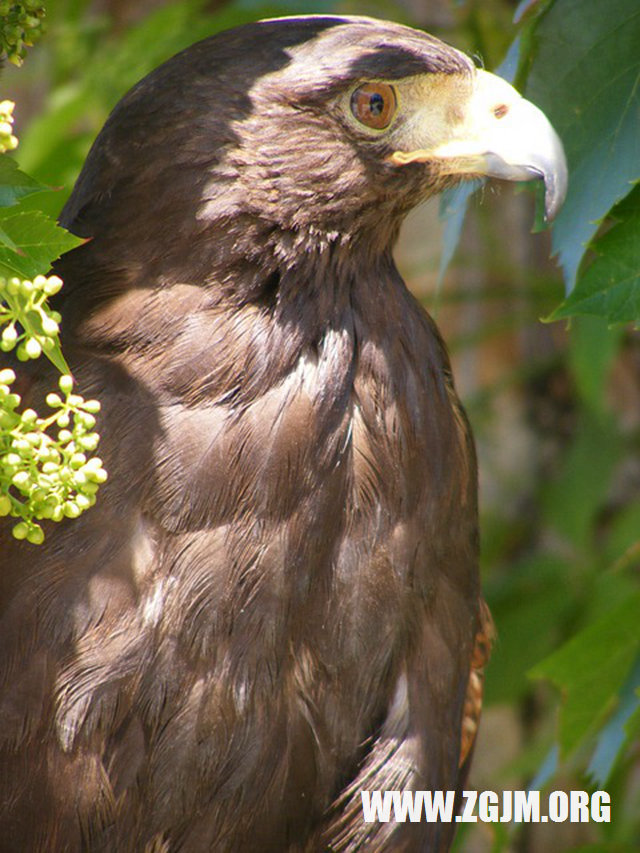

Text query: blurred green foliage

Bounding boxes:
[452,1,639,849]
[486,2,639,848]
[1,0,638,849]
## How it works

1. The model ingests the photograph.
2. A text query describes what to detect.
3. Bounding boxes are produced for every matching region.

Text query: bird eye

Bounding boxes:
[350,83,397,130]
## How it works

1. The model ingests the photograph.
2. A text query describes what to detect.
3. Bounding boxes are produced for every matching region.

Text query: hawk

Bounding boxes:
[0,15,566,852]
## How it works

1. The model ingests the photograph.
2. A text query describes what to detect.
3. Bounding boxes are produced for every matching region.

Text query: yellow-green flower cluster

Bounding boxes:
[0,100,18,153]
[0,2,46,65]
[1,273,62,359]
[0,371,106,543]
[1,273,105,543]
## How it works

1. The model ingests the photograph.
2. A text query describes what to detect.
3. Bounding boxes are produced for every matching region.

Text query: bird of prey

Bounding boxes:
[0,15,566,853]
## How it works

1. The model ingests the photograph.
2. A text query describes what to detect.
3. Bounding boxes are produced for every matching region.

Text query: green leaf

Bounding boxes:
[0,223,21,253]
[0,209,83,280]
[567,845,640,853]
[567,316,624,412]
[586,654,640,785]
[602,499,640,570]
[624,695,640,742]
[0,156,47,208]
[438,181,483,286]
[41,338,69,375]
[523,0,640,288]
[551,184,640,323]
[484,555,569,704]
[541,413,621,549]
[529,592,640,756]
[513,0,554,25]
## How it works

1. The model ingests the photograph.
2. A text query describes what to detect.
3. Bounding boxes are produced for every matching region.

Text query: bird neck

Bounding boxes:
[60,221,417,413]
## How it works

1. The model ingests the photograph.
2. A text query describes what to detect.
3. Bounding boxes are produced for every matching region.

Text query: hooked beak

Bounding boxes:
[389,69,567,221]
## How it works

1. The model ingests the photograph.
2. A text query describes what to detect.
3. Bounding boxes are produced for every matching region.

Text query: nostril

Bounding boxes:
[493,104,509,119]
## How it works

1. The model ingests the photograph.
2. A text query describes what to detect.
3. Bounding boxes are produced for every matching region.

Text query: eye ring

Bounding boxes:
[350,82,397,130]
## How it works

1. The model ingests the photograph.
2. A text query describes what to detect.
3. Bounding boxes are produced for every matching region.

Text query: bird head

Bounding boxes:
[59,16,566,294]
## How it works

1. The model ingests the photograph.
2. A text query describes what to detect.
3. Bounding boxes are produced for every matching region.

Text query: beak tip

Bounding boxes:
[542,154,568,223]
[544,198,560,223]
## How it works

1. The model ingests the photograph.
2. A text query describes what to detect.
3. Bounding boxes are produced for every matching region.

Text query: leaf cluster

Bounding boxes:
[1,9,105,542]
[439,2,640,848]
[504,0,640,795]
[518,0,640,323]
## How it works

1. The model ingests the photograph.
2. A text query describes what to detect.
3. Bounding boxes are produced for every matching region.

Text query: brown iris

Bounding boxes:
[350,83,397,130]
